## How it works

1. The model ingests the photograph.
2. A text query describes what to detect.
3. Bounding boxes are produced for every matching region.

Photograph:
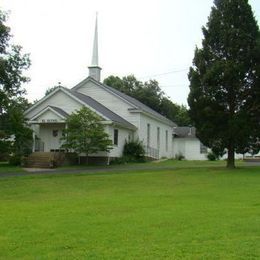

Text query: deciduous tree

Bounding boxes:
[0,10,32,162]
[104,75,191,126]
[61,107,112,164]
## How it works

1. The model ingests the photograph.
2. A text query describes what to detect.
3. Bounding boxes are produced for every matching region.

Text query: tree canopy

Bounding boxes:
[188,0,260,168]
[0,11,30,112]
[61,107,112,164]
[0,10,32,162]
[104,75,191,126]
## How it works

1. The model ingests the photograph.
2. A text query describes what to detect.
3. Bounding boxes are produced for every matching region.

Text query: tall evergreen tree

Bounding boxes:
[188,0,260,168]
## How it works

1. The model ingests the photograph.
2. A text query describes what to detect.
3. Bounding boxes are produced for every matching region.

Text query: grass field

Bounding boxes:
[0,161,259,259]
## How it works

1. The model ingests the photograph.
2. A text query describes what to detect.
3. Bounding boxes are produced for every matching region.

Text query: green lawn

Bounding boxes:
[0,163,259,259]
[0,162,26,173]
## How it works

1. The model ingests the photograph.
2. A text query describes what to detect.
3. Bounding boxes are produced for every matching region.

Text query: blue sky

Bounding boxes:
[1,0,260,105]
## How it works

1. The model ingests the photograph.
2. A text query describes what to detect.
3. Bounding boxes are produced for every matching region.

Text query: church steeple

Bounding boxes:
[88,13,101,82]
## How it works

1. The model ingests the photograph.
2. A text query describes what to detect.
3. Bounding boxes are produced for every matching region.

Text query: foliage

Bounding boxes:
[188,0,260,168]
[0,11,30,111]
[44,84,60,96]
[109,156,128,165]
[0,11,32,162]
[8,154,22,166]
[122,139,145,162]
[175,152,185,160]
[0,165,259,258]
[207,151,219,161]
[7,99,32,156]
[104,75,191,126]
[61,107,112,164]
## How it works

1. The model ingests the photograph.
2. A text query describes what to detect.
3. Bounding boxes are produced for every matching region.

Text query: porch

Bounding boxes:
[32,123,66,152]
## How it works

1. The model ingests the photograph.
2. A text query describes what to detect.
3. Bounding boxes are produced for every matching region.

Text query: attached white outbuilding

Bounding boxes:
[173,127,208,160]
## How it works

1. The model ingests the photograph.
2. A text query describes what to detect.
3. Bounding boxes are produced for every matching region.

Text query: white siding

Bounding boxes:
[139,114,173,158]
[108,126,134,157]
[26,91,82,120]
[173,138,208,160]
[36,110,63,122]
[84,125,134,158]
[27,80,175,159]
[76,81,141,128]
[39,124,65,152]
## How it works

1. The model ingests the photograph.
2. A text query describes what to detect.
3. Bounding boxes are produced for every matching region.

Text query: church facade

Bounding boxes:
[24,17,176,160]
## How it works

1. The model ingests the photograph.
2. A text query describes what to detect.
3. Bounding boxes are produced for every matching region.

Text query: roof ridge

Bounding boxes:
[103,84,176,126]
[71,76,176,126]
[67,89,136,129]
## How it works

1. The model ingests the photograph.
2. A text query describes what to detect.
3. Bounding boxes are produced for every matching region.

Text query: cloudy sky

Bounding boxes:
[1,0,260,106]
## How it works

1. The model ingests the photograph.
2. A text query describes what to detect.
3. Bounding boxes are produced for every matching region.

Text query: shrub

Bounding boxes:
[175,153,185,160]
[110,157,128,165]
[9,154,22,166]
[123,139,145,162]
[207,151,219,161]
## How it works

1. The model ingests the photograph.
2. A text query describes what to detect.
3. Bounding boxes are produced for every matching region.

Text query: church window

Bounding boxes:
[200,142,207,154]
[165,130,168,151]
[114,129,118,145]
[52,130,58,137]
[157,127,160,150]
[147,124,150,147]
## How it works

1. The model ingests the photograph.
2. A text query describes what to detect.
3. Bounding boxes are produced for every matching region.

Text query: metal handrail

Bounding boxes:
[144,146,159,159]
[35,139,44,152]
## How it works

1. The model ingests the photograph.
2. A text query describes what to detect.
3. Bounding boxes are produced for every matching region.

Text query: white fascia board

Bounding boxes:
[101,120,113,125]
[24,87,62,115]
[129,109,175,127]
[112,122,137,131]
[25,86,110,122]
[70,77,175,127]
[60,88,110,121]
[73,77,138,109]
[30,106,66,121]
[102,120,136,130]
[28,120,66,124]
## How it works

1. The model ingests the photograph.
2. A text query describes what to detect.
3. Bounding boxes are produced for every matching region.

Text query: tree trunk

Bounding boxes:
[78,155,81,165]
[227,144,235,168]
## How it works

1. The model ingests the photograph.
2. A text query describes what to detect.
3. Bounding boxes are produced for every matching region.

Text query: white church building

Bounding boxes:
[24,17,176,163]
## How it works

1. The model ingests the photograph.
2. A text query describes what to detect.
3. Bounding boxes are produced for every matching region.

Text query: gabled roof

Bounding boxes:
[66,89,137,130]
[104,84,176,126]
[72,76,176,127]
[30,106,68,121]
[49,106,69,118]
[25,86,136,130]
[173,127,196,138]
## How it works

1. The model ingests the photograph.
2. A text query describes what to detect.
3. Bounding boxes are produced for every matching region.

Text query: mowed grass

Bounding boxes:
[0,162,26,173]
[0,164,260,259]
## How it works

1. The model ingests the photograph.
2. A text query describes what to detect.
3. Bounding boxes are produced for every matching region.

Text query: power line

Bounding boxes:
[160,84,188,88]
[138,68,189,79]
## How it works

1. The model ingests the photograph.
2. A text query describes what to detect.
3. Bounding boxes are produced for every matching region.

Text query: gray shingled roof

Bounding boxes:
[49,106,69,118]
[66,88,136,130]
[173,127,196,138]
[72,77,176,126]
[103,84,176,126]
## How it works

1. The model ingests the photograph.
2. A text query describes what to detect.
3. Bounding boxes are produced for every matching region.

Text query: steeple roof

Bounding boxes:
[91,13,99,66]
[88,13,101,82]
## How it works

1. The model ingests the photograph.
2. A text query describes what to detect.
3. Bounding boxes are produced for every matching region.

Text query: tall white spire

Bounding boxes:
[91,13,98,66]
[88,13,102,81]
